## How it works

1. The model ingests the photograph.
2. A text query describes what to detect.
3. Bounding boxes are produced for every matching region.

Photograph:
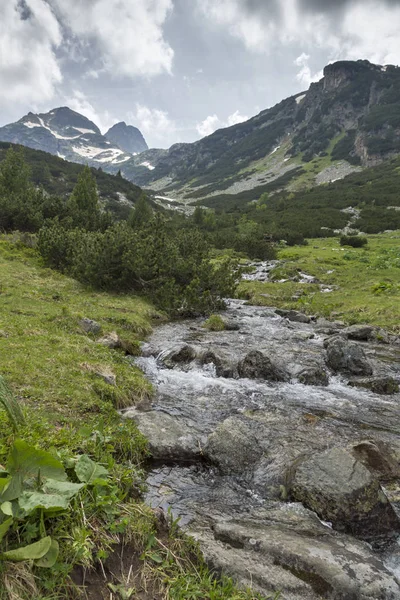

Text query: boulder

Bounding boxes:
[194,503,400,600]
[343,324,376,341]
[122,408,201,461]
[298,366,329,386]
[200,350,237,378]
[159,344,196,368]
[351,441,400,481]
[325,337,373,375]
[238,350,288,381]
[204,417,264,474]
[292,447,400,541]
[348,376,399,395]
[79,317,101,335]
[275,309,313,324]
[96,331,120,349]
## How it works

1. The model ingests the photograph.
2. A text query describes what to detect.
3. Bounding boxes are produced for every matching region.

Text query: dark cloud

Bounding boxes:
[299,0,400,13]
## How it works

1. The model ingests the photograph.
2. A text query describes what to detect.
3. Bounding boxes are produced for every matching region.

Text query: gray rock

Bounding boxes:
[238,350,288,381]
[193,503,400,600]
[351,440,400,481]
[325,337,373,375]
[298,366,329,386]
[79,317,101,335]
[348,377,399,395]
[205,417,264,474]
[343,324,376,341]
[292,447,400,541]
[122,409,201,461]
[159,344,196,368]
[96,331,120,349]
[275,309,313,324]
[94,368,116,386]
[224,321,240,331]
[200,350,237,378]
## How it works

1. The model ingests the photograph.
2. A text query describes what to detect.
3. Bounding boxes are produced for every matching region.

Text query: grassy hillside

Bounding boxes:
[0,237,263,600]
[0,142,146,220]
[240,232,400,331]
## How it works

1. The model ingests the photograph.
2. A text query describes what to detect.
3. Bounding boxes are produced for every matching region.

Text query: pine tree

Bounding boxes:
[68,166,100,229]
[0,147,31,196]
[128,193,153,229]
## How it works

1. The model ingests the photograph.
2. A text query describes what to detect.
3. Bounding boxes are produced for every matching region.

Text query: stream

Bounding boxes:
[122,268,400,600]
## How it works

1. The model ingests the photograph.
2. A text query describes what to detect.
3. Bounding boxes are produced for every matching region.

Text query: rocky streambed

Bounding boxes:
[123,300,400,599]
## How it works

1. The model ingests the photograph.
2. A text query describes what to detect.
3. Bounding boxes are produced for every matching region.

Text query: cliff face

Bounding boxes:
[105,122,148,155]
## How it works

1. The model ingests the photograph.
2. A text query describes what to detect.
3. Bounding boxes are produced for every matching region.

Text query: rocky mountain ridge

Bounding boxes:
[122,59,400,204]
[0,107,148,170]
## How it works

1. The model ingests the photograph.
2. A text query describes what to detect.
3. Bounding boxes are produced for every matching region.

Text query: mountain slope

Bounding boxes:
[105,121,148,154]
[0,107,144,170]
[0,141,146,219]
[127,60,400,202]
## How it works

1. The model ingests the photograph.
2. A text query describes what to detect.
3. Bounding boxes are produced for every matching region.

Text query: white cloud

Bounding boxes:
[128,104,177,146]
[0,0,62,109]
[197,0,400,73]
[295,53,323,87]
[196,110,249,137]
[65,90,115,133]
[52,0,174,78]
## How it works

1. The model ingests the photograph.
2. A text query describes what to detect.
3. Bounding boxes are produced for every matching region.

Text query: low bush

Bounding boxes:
[340,235,368,248]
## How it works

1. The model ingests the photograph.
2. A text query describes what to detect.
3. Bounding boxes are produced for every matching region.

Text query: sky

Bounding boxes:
[1,0,400,148]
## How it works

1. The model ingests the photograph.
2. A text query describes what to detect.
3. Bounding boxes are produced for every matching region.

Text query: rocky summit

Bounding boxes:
[124,299,400,599]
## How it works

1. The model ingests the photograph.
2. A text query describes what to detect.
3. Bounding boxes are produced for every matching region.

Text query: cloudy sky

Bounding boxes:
[1,0,400,148]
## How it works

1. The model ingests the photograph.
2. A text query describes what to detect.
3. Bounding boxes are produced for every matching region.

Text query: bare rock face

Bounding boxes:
[238,350,288,381]
[193,503,400,600]
[292,447,400,542]
[325,337,373,375]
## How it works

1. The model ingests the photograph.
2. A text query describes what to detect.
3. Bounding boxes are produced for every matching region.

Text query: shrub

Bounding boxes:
[340,235,368,248]
[203,314,226,331]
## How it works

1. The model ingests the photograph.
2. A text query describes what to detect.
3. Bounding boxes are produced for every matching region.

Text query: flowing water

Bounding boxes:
[123,269,400,599]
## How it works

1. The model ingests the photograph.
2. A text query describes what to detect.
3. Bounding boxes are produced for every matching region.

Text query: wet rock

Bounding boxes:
[325,336,373,375]
[194,503,400,600]
[200,350,238,378]
[204,417,264,475]
[343,324,376,341]
[224,321,240,331]
[292,447,400,541]
[348,377,399,395]
[122,409,201,461]
[159,344,196,368]
[298,366,329,386]
[275,309,313,324]
[79,317,101,335]
[96,331,120,349]
[238,350,288,381]
[351,441,400,481]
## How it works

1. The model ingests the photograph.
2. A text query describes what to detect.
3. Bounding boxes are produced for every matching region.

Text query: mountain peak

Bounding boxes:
[105,122,148,154]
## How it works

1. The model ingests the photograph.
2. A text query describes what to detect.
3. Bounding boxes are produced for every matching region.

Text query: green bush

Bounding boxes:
[340,235,368,248]
[203,314,226,331]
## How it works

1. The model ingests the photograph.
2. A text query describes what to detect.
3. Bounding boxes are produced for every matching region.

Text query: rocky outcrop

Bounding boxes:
[325,336,373,375]
[292,447,400,541]
[349,376,399,395]
[238,350,288,381]
[97,331,120,349]
[275,309,314,324]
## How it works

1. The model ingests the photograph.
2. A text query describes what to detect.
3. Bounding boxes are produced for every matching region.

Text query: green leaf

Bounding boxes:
[148,552,163,564]
[34,539,59,568]
[1,536,51,562]
[7,440,67,482]
[1,502,16,517]
[0,474,23,502]
[0,517,13,542]
[19,480,84,514]
[75,455,108,484]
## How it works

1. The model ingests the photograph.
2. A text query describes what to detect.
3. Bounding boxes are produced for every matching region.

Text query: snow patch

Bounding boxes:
[296,93,306,104]
[140,161,155,170]
[270,146,280,155]
[23,121,41,129]
[72,145,105,159]
[73,127,96,134]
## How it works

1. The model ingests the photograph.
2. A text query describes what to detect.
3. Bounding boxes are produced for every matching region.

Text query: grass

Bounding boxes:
[0,235,270,600]
[240,232,400,332]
